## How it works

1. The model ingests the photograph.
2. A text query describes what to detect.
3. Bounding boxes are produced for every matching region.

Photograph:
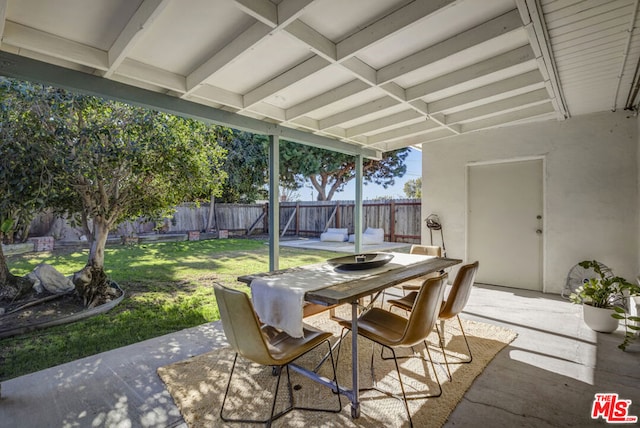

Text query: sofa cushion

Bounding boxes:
[364,227,384,239]
[320,228,348,242]
[326,228,348,235]
[348,228,385,244]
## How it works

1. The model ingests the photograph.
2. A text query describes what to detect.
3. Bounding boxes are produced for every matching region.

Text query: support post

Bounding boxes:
[354,154,363,254]
[268,135,280,271]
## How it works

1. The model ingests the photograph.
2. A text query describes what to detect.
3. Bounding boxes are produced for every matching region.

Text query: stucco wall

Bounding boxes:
[421,111,638,294]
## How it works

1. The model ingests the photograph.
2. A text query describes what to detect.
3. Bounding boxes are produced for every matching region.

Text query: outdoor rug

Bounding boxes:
[157,310,516,427]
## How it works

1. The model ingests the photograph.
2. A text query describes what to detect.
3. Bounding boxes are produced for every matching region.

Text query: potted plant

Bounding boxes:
[570,260,640,350]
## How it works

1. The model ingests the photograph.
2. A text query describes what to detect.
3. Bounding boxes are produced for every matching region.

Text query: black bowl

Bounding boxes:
[326,253,394,270]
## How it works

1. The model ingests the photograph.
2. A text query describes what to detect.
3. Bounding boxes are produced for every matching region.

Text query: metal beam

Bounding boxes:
[0,51,380,159]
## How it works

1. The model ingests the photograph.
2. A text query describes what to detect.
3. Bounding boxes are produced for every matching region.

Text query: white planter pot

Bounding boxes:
[583,304,619,333]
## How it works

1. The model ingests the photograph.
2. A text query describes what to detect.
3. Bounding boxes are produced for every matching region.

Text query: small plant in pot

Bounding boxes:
[569,260,640,350]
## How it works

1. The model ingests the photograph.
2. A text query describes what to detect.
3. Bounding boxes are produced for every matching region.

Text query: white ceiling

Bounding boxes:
[1,0,638,155]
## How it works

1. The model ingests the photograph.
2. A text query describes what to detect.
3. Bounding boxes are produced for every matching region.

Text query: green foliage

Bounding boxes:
[612,306,640,351]
[569,260,640,351]
[216,131,268,203]
[213,134,411,202]
[46,95,228,228]
[0,77,228,276]
[0,78,62,244]
[403,178,422,198]
[280,141,409,200]
[1,219,13,235]
[568,261,637,309]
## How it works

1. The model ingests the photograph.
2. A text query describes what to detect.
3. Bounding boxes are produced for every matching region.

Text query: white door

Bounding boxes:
[467,159,543,290]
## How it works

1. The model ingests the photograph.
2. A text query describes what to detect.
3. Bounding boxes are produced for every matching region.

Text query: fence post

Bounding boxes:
[390,200,396,242]
[336,201,341,228]
[263,203,268,233]
[295,202,300,235]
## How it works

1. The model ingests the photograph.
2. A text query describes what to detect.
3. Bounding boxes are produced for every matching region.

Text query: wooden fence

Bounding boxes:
[30,199,422,244]
[277,200,421,242]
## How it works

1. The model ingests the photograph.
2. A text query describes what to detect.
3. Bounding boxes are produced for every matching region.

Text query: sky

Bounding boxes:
[299,147,422,201]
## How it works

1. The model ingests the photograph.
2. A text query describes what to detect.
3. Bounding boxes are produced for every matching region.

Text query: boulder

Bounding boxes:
[26,264,75,294]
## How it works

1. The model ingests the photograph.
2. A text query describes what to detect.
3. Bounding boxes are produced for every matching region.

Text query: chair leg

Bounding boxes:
[388,346,413,428]
[313,334,342,373]
[437,316,473,371]
[433,323,452,381]
[334,327,350,366]
[363,343,443,428]
[325,340,343,401]
[294,340,343,414]
[456,315,473,364]
[220,353,294,426]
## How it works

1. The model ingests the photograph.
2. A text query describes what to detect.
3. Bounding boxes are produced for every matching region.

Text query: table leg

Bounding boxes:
[350,300,360,418]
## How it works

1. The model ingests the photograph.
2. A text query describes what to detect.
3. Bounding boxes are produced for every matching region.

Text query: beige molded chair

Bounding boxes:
[213,283,342,427]
[337,274,448,428]
[400,245,443,292]
[388,261,479,380]
[380,244,442,306]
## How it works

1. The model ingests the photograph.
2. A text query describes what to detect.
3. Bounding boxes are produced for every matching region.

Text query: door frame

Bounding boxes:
[465,155,547,292]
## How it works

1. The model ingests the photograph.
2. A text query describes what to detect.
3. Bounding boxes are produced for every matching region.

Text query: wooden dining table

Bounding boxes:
[238,253,462,419]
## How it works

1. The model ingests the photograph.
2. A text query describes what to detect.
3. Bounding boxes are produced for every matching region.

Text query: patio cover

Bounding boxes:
[0,0,638,266]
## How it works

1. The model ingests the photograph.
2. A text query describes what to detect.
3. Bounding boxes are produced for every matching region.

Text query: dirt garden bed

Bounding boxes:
[0,283,124,339]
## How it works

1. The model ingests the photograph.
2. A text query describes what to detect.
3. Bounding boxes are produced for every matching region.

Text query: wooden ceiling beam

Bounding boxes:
[104,0,170,78]
[242,56,329,108]
[185,21,271,94]
[345,110,423,138]
[460,101,555,132]
[427,69,544,113]
[445,88,549,124]
[285,79,370,120]
[0,0,7,48]
[336,0,456,60]
[378,9,523,84]
[406,45,536,101]
[318,96,399,130]
[366,119,440,144]
[2,21,108,70]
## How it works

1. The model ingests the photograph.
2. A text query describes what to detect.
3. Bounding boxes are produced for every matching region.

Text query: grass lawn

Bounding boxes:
[0,238,347,382]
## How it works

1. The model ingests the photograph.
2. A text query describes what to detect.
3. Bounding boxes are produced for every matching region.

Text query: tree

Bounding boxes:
[280,141,409,201]
[404,178,422,198]
[0,78,63,299]
[0,79,228,307]
[60,97,227,307]
[216,132,268,203]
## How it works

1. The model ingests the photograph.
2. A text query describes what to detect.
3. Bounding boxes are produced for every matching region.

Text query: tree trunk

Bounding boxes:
[73,217,111,308]
[0,237,33,301]
[206,194,216,231]
[80,210,93,243]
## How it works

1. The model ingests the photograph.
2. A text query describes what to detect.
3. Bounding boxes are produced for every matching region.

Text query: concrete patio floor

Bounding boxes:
[0,284,638,427]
